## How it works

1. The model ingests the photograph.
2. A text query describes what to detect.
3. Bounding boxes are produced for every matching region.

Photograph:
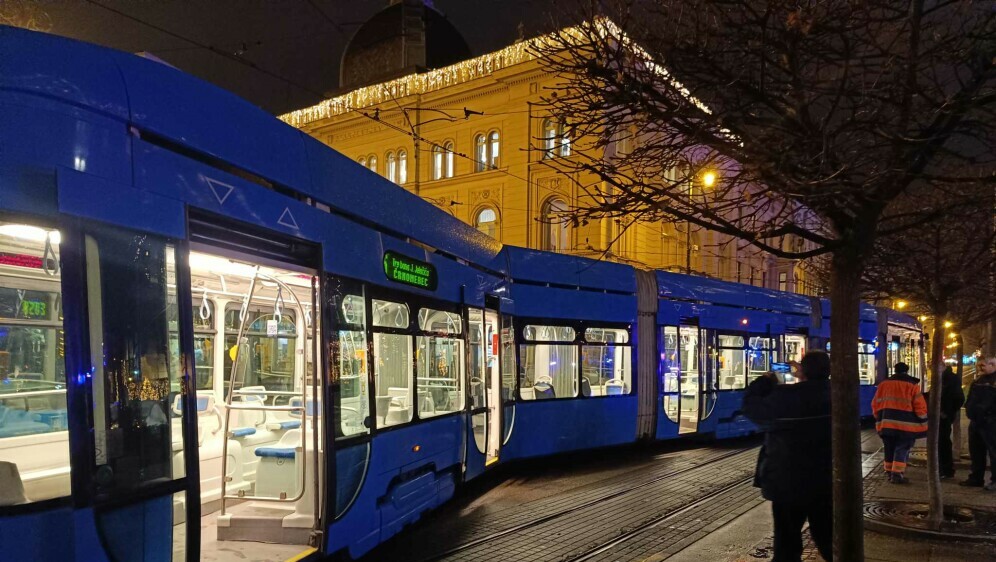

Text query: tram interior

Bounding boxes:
[180,251,322,557]
[0,223,68,506]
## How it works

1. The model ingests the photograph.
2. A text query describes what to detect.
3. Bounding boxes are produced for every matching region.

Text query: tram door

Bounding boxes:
[663,324,702,434]
[678,325,701,434]
[468,307,501,477]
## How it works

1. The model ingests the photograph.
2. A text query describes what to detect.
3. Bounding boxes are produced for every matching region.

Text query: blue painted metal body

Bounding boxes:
[0,25,924,562]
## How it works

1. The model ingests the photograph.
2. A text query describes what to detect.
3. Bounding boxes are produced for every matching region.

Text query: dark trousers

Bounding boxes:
[967,421,996,483]
[939,417,954,476]
[771,497,833,562]
[882,435,916,475]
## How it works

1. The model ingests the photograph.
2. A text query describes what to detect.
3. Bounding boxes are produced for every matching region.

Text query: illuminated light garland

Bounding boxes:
[278,17,711,128]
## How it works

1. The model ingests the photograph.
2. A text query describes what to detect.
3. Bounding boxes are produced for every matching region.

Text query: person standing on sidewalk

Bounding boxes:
[742,351,832,562]
[872,362,928,484]
[962,358,996,489]
[939,366,965,479]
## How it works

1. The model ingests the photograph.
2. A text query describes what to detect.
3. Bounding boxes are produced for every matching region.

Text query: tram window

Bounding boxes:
[584,327,629,344]
[85,229,184,492]
[0,222,70,503]
[418,308,462,334]
[191,298,215,390]
[581,344,631,396]
[519,344,578,400]
[717,335,746,390]
[334,289,369,438]
[372,299,410,329]
[374,333,413,427]
[223,304,297,397]
[859,342,876,385]
[500,315,516,403]
[416,335,464,418]
[662,327,680,421]
[524,324,576,342]
[746,337,776,385]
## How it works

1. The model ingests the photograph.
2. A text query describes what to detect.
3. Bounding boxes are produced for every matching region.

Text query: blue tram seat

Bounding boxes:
[533,382,555,400]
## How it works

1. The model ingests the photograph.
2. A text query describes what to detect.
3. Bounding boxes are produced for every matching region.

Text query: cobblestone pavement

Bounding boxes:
[359,440,760,562]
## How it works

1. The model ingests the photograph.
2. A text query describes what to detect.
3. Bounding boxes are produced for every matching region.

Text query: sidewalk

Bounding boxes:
[664,432,996,561]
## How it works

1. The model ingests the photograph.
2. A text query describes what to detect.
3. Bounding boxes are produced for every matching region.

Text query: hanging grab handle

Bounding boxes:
[273,285,284,324]
[199,290,211,321]
[43,232,60,277]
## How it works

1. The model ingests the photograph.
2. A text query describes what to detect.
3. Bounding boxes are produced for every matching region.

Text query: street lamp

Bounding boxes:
[895,300,908,310]
[944,321,953,328]
[918,315,928,322]
[702,171,717,188]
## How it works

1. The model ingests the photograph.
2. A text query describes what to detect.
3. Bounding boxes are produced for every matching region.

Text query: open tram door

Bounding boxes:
[465,295,512,479]
[180,215,326,561]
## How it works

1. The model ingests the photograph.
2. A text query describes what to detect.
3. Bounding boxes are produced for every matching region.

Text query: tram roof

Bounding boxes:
[655,271,811,315]
[0,25,500,266]
[500,247,637,293]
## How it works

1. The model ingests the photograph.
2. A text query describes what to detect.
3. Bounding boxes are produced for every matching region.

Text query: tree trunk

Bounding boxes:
[927,310,947,527]
[829,248,866,562]
[954,335,963,460]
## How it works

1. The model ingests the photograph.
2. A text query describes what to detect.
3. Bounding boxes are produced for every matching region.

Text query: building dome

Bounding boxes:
[340,0,472,90]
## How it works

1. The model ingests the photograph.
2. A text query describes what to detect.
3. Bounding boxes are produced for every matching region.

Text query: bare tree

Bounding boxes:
[0,0,52,32]
[863,186,996,526]
[532,1,996,557]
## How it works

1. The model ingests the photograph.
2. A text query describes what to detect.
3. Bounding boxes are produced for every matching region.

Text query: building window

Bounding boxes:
[444,141,454,177]
[398,149,407,184]
[778,271,788,292]
[475,131,500,172]
[541,198,570,252]
[386,151,397,182]
[367,155,377,174]
[475,208,498,238]
[358,156,366,167]
[432,142,455,180]
[542,119,571,159]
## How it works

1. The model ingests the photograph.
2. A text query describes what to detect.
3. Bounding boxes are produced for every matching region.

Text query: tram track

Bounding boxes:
[415,445,758,562]
[563,476,756,562]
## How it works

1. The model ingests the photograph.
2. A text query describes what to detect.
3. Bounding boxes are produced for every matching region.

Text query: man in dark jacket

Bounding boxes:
[743,351,832,562]
[939,366,966,479]
[962,358,996,489]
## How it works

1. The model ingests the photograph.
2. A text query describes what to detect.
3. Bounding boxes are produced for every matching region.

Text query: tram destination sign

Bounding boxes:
[383,251,438,290]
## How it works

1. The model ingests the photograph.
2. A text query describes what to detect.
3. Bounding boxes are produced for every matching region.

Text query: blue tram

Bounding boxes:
[0,27,924,561]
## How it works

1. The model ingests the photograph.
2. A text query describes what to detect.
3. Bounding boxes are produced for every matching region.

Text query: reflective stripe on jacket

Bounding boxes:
[872,374,928,438]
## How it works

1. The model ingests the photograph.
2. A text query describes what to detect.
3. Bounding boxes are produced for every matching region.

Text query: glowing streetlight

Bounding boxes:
[944,321,953,328]
[949,332,958,339]
[702,171,717,188]
[918,315,928,322]
[895,300,908,310]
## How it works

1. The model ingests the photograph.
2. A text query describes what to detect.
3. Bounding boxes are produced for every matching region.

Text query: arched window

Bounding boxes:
[358,156,366,167]
[368,155,377,174]
[432,145,444,180]
[432,142,455,180]
[474,134,487,172]
[541,198,570,252]
[386,151,397,182]
[475,207,498,239]
[444,141,455,177]
[542,119,571,159]
[488,130,500,168]
[475,131,500,172]
[397,149,407,184]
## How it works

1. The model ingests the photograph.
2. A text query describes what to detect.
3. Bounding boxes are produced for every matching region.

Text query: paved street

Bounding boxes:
[358,429,996,562]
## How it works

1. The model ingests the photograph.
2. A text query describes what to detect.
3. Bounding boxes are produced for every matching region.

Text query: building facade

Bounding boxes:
[281,1,818,293]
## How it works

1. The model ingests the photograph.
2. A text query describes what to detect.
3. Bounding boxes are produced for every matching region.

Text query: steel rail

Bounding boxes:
[418,446,756,562]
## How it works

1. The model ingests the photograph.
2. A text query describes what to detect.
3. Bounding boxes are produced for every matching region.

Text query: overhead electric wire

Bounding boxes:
[86,0,328,99]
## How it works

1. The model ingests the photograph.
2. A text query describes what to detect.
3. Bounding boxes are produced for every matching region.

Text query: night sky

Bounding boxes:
[21,0,581,115]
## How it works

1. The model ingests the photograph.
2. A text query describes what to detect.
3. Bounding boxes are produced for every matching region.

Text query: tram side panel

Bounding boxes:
[500,265,639,461]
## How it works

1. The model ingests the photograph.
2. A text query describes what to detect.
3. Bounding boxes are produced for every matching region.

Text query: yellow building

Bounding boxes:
[282,1,816,294]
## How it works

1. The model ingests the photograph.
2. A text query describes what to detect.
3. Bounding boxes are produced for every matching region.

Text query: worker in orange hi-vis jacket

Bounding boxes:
[872,362,928,484]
